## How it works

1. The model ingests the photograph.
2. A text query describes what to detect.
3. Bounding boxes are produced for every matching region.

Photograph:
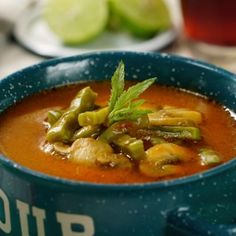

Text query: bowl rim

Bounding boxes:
[0,51,235,191]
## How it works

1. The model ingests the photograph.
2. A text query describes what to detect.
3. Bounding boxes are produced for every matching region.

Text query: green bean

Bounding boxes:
[47,110,63,126]
[113,134,145,160]
[138,126,201,140]
[70,87,97,111]
[157,126,201,140]
[72,125,101,140]
[78,107,109,126]
[46,87,97,143]
[46,111,78,143]
[199,148,221,165]
[99,117,149,143]
[98,122,123,143]
[148,107,202,126]
[99,120,146,160]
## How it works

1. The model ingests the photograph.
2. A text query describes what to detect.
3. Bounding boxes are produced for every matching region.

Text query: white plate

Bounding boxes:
[13,6,177,58]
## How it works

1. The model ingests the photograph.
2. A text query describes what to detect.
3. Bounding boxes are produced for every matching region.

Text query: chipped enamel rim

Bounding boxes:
[0,51,235,191]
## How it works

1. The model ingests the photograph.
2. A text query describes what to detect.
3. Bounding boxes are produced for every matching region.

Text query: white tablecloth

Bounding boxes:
[0,0,236,79]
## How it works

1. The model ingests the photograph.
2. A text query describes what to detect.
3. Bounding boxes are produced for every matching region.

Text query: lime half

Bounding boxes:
[44,0,108,45]
[110,0,171,37]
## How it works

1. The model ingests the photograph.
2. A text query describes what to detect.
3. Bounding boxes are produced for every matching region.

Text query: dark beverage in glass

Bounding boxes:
[181,0,236,46]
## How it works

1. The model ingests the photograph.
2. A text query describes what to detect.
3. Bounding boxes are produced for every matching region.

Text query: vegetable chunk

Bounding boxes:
[148,107,202,126]
[140,143,193,177]
[113,134,145,160]
[70,138,113,165]
[46,87,97,143]
[70,138,132,168]
[78,107,109,126]
[199,148,221,165]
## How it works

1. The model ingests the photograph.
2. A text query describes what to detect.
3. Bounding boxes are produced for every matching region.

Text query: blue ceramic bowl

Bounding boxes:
[0,52,236,236]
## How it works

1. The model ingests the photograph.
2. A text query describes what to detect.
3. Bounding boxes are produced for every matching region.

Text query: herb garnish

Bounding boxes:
[108,61,156,125]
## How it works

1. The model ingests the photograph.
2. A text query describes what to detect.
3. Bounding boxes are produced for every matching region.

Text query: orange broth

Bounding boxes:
[0,81,235,184]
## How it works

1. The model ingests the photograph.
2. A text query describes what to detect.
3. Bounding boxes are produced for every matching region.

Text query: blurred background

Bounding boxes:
[1,0,236,79]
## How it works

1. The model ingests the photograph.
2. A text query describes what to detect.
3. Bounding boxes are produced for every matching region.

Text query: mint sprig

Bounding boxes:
[108,61,125,112]
[108,61,156,125]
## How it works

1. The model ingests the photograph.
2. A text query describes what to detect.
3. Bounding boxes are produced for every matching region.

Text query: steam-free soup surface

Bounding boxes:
[0,81,235,184]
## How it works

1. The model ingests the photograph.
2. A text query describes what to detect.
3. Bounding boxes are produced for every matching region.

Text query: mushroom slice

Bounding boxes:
[53,142,71,155]
[70,138,114,166]
[139,143,193,177]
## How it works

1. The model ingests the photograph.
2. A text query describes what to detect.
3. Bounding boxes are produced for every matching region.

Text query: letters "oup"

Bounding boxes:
[0,188,95,236]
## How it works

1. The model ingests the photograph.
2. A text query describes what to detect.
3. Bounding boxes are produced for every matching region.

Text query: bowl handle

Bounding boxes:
[166,206,236,236]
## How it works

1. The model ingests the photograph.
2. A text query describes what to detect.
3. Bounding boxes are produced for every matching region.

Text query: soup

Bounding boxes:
[0,64,235,184]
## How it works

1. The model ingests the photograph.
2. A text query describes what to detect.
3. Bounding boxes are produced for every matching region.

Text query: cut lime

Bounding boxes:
[43,0,108,45]
[107,1,122,31]
[109,0,171,38]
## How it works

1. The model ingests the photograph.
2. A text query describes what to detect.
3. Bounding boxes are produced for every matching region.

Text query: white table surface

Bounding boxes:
[0,0,236,79]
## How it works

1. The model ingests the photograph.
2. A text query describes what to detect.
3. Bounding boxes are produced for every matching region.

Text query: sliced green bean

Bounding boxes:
[113,134,145,160]
[138,126,201,140]
[199,148,221,165]
[99,117,149,143]
[72,125,101,140]
[70,87,97,111]
[47,110,63,126]
[148,107,202,126]
[46,111,78,143]
[46,87,97,143]
[98,122,123,143]
[78,107,109,126]
[157,126,201,140]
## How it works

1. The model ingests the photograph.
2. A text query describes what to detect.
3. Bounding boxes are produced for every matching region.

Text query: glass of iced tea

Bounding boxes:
[180,0,236,60]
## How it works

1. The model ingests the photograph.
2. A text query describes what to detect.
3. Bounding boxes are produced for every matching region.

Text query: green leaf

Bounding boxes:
[108,61,125,111]
[113,77,156,111]
[107,62,157,125]
[129,99,146,109]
